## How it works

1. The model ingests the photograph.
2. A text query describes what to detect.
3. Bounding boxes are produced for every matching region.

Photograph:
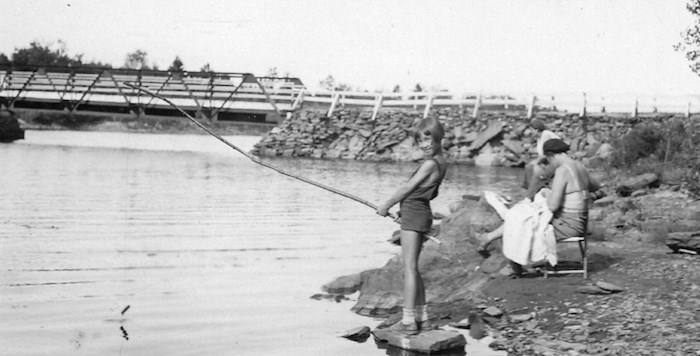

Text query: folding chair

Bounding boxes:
[544,231,588,279]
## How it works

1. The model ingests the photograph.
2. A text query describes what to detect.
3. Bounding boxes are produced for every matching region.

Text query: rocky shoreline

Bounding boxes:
[322,185,700,355]
[252,107,689,166]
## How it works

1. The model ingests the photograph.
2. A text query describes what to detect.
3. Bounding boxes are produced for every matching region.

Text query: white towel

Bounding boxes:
[484,190,557,266]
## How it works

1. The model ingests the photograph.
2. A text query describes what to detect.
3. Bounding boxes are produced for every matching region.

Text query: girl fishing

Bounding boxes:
[376,117,447,334]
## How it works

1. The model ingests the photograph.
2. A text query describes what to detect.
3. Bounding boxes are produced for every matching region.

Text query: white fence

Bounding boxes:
[290,89,700,120]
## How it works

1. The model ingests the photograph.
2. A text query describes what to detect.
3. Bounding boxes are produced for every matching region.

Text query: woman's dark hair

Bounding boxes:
[542,138,570,155]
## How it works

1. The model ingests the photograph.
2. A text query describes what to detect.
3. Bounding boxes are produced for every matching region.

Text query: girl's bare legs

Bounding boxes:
[401,229,424,313]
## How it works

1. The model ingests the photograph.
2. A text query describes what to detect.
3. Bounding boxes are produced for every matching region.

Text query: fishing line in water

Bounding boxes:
[123,83,441,245]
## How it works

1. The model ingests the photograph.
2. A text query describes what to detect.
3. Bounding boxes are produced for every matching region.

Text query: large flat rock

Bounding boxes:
[469,122,505,152]
[666,230,700,253]
[372,328,466,353]
[617,173,659,196]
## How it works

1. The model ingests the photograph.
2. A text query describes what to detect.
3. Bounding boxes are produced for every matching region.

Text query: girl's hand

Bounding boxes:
[376,205,389,217]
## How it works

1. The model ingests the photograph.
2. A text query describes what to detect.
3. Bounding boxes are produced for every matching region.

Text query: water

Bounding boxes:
[0,130,521,356]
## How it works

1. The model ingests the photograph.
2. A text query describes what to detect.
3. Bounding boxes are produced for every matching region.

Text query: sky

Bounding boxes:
[1,0,700,95]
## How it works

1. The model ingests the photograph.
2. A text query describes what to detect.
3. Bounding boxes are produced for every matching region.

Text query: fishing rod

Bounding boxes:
[123,83,441,244]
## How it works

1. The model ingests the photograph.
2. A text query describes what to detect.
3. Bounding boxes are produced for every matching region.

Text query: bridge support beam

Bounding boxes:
[196,109,218,122]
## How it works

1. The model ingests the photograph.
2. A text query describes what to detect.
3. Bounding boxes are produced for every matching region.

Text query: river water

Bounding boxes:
[1,130,522,356]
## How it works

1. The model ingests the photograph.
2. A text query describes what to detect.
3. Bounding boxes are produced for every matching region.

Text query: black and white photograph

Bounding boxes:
[1,1,699,355]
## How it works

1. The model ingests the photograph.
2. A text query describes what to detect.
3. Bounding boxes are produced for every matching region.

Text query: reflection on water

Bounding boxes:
[0,130,517,356]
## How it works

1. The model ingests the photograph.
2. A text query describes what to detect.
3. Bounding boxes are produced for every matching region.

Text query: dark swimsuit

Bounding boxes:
[399,159,446,233]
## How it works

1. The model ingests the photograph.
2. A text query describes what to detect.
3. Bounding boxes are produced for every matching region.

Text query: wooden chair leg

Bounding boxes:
[583,239,588,279]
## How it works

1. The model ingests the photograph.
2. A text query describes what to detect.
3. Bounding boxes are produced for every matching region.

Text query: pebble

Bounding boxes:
[568,308,584,314]
[483,306,503,317]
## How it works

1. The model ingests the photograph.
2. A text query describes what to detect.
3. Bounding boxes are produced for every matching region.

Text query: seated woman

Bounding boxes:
[477,138,600,276]
[543,138,600,242]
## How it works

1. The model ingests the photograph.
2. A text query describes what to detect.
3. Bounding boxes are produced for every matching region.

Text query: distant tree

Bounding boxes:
[200,63,213,72]
[392,84,401,93]
[11,40,80,68]
[0,40,113,69]
[413,83,423,92]
[335,82,352,91]
[676,0,700,74]
[319,74,337,90]
[319,74,352,91]
[168,56,184,72]
[266,67,278,77]
[124,49,149,70]
[0,53,10,66]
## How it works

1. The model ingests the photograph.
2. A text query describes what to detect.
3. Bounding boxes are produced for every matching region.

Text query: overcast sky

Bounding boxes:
[2,0,699,95]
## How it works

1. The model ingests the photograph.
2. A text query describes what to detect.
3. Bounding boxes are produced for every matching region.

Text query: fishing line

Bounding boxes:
[123,83,441,244]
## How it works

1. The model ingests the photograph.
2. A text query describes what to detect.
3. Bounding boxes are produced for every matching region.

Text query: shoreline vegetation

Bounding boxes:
[6,107,700,355]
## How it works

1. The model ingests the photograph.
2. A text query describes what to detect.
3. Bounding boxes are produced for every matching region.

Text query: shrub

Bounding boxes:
[609,123,665,168]
[609,118,700,198]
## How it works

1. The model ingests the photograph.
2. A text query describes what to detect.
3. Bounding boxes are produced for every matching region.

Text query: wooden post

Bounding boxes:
[291,89,305,110]
[371,94,383,121]
[686,100,691,118]
[327,92,340,118]
[527,95,536,119]
[472,93,482,119]
[423,93,433,119]
[633,96,638,118]
[579,92,587,117]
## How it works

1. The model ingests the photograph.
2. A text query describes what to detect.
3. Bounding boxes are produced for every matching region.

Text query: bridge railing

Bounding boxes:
[291,89,700,120]
[0,67,305,120]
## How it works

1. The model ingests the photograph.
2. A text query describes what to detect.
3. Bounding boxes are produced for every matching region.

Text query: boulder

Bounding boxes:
[469,122,505,152]
[467,312,487,339]
[617,173,659,196]
[575,285,611,295]
[665,231,700,253]
[483,306,503,317]
[340,326,371,342]
[596,143,613,159]
[322,272,365,294]
[501,139,525,155]
[595,281,624,293]
[350,199,502,317]
[372,328,466,353]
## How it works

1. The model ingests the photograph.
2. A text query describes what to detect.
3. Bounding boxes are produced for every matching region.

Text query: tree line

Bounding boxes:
[0,40,202,73]
[1,40,430,92]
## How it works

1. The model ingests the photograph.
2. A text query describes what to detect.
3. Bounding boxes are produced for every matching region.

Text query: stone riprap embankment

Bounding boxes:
[252,107,687,166]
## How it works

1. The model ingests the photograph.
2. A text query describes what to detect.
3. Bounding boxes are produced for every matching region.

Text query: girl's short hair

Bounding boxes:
[413,117,445,143]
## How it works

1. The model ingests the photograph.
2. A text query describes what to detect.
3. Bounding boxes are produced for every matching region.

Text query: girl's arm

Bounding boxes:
[546,167,567,212]
[376,160,437,216]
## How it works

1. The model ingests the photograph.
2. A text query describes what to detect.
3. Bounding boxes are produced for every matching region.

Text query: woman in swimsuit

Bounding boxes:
[376,117,447,334]
[543,139,600,241]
